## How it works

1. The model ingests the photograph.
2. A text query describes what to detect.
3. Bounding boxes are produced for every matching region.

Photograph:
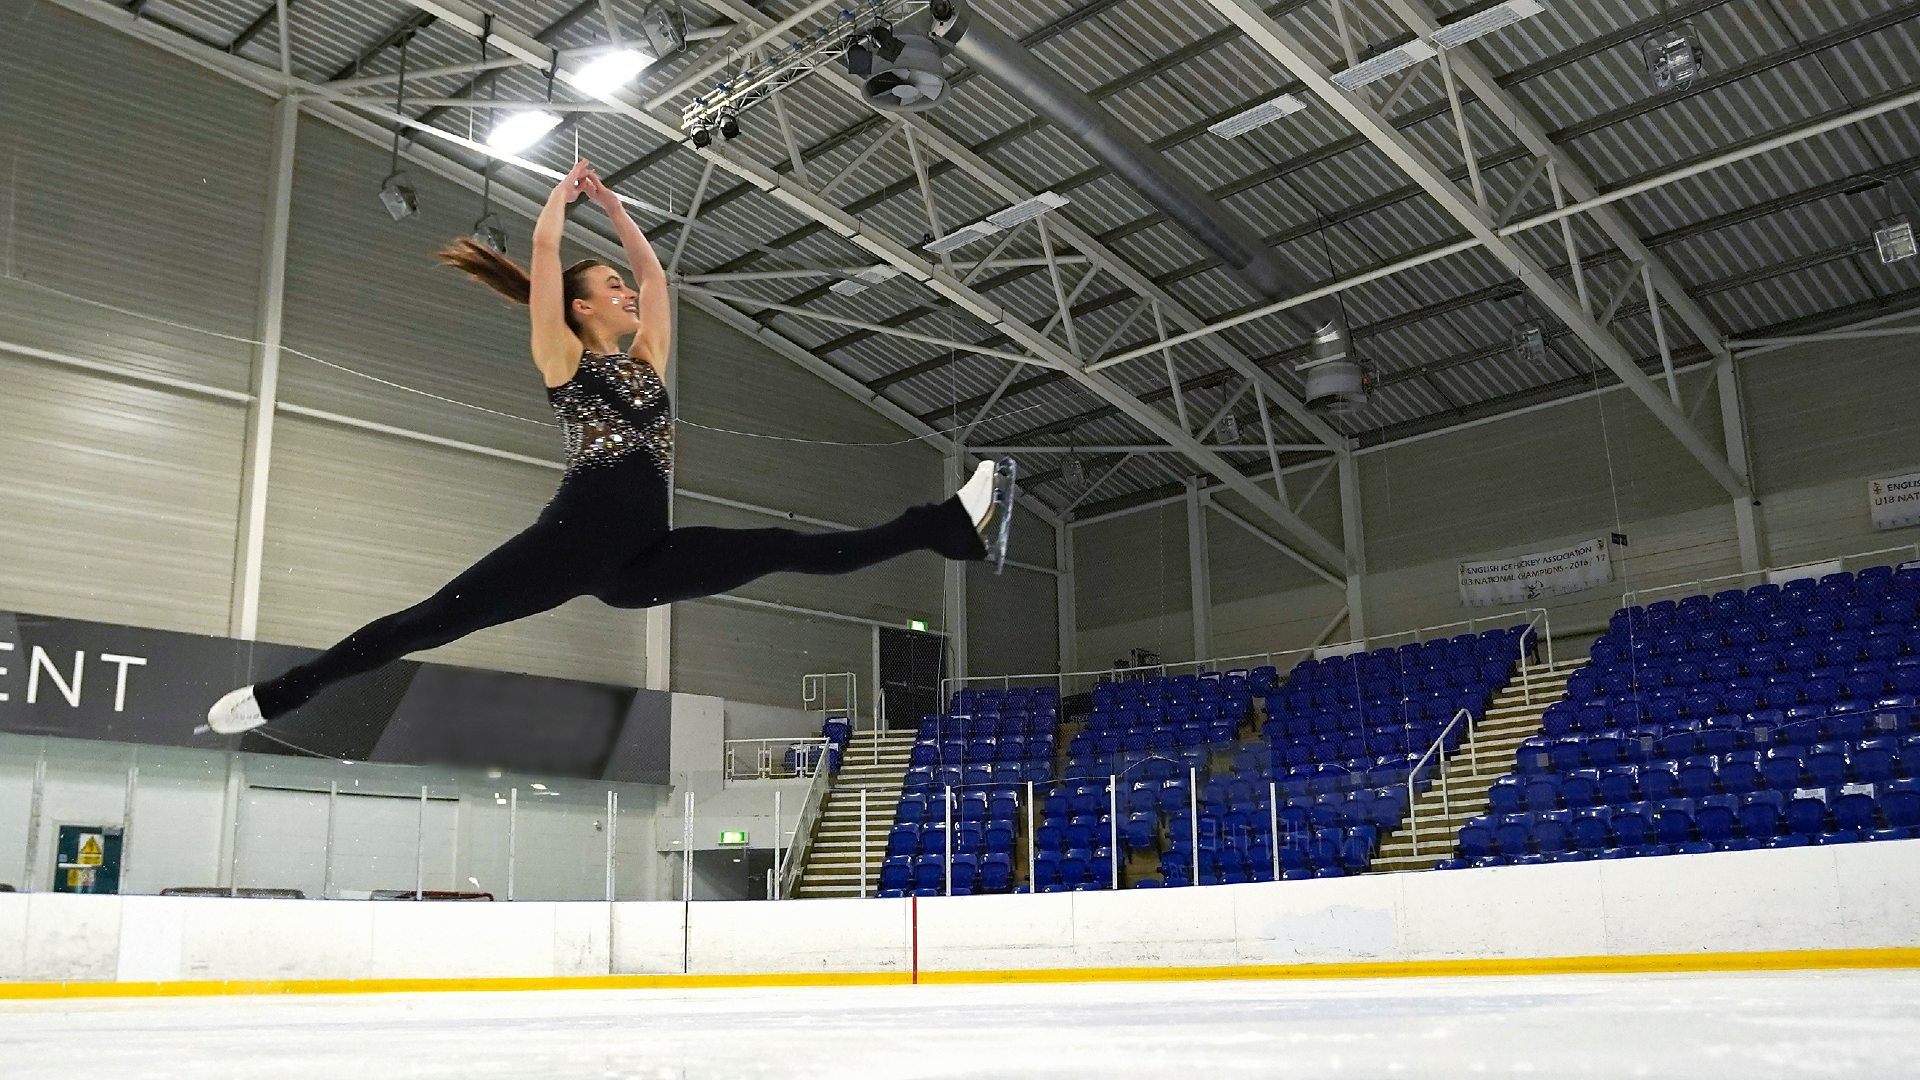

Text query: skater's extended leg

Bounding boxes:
[210,520,604,732]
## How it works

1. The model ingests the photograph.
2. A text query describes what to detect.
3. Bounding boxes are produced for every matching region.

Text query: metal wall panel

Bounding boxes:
[0,355,246,634]
[1072,500,1193,655]
[0,0,268,391]
[277,118,569,463]
[967,562,1059,678]
[670,597,872,709]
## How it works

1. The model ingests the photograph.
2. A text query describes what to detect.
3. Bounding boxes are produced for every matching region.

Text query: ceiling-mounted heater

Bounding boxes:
[1299,326,1371,415]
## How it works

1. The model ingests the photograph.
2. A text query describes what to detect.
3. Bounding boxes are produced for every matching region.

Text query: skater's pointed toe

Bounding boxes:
[207,685,266,736]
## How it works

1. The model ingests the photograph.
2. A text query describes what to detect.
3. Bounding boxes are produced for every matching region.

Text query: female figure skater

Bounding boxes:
[207,160,1013,735]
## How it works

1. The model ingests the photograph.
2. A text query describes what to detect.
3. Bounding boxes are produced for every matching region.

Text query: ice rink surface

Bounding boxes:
[3,970,1917,1079]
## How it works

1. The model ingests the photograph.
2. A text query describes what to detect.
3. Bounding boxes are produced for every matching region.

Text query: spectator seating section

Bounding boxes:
[1441,565,1920,870]
[878,687,1062,897]
[878,624,1533,895]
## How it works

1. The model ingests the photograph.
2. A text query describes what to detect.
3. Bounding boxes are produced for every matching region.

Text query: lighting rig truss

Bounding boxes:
[681,0,931,145]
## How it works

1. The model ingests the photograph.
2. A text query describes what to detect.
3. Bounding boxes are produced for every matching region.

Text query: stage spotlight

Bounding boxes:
[472,213,508,254]
[691,125,714,148]
[1642,25,1704,95]
[1513,323,1546,365]
[379,170,419,221]
[719,115,741,140]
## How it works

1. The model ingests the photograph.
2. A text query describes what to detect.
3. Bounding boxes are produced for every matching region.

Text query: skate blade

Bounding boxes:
[987,457,1017,575]
[192,724,212,736]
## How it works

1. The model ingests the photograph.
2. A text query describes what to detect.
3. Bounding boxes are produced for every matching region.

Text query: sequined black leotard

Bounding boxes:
[546,351,674,478]
[249,349,983,722]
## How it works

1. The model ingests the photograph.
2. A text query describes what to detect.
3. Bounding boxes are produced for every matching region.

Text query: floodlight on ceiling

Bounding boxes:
[1208,94,1306,140]
[574,47,656,97]
[1430,0,1544,50]
[486,109,563,154]
[1330,40,1436,93]
[379,171,419,221]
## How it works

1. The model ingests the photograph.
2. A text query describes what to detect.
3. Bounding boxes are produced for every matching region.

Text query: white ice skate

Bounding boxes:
[205,685,266,736]
[957,457,1019,574]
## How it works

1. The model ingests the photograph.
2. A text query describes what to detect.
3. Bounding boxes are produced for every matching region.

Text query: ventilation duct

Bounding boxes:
[928,1,1347,357]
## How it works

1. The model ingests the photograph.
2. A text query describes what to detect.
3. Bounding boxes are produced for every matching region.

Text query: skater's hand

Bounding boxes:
[554,160,594,204]
[583,168,623,214]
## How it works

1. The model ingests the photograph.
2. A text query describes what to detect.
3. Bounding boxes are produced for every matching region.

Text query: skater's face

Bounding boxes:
[570,266,644,339]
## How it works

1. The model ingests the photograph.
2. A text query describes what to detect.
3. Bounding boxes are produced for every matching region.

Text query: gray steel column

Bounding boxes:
[229,95,299,640]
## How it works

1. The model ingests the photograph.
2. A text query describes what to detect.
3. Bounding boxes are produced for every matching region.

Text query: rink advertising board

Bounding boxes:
[0,608,671,783]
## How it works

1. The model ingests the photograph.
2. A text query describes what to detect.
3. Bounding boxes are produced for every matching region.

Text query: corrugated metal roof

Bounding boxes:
[128,0,1920,515]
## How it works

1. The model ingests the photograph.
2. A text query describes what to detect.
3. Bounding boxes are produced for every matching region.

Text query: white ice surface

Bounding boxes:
[2,971,1917,1079]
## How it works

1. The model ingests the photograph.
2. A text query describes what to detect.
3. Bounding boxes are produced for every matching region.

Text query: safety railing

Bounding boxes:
[1405,707,1479,858]
[775,751,834,899]
[723,736,832,781]
[1620,543,1920,609]
[803,671,860,731]
[940,606,1553,705]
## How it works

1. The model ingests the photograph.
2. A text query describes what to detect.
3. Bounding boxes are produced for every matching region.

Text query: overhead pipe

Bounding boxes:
[926,1,1347,356]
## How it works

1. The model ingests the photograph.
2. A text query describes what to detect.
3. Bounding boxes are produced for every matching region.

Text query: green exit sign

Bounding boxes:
[718,830,749,846]
[909,619,928,632]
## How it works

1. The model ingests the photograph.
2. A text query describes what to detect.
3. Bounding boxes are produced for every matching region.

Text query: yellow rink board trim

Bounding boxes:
[2,949,1917,999]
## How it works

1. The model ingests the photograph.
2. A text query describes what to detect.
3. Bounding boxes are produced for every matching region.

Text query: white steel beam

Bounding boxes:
[1718,359,1765,573]
[1056,521,1078,671]
[48,0,1067,541]
[1185,480,1213,661]
[1378,0,1734,361]
[1337,448,1367,640]
[1205,0,1750,499]
[391,0,1344,571]
[230,95,299,641]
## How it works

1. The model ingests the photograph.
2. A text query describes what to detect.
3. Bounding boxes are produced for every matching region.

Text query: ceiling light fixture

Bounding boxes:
[1330,40,1437,93]
[1208,94,1306,139]
[925,192,1072,254]
[1430,0,1544,50]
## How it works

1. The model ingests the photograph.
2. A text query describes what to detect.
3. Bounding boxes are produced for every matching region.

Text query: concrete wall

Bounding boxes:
[3,840,1915,984]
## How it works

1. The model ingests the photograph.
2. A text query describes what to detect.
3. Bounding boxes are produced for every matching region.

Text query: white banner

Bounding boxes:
[1459,538,1613,608]
[1869,471,1920,531]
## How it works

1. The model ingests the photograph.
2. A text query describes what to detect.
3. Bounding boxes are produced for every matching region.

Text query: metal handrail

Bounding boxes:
[802,671,860,732]
[1619,543,1920,608]
[723,736,832,781]
[1405,707,1478,859]
[775,753,835,899]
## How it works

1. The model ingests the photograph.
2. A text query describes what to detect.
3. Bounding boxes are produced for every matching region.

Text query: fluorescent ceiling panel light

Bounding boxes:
[1431,0,1544,50]
[852,264,903,285]
[924,219,1004,255]
[486,110,563,154]
[985,190,1071,229]
[1330,40,1437,93]
[574,48,655,97]
[1208,94,1306,139]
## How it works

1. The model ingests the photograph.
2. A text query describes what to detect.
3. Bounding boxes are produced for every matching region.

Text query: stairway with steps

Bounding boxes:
[1369,657,1587,875]
[791,731,917,899]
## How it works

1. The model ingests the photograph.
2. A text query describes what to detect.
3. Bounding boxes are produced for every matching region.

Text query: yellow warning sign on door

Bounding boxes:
[77,834,103,867]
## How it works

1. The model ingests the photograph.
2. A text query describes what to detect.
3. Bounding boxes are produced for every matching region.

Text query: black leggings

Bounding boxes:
[254,460,979,719]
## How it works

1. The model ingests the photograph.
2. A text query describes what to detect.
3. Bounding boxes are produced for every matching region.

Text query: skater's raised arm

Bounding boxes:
[436,160,596,388]
[529,162,595,384]
[583,168,672,377]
